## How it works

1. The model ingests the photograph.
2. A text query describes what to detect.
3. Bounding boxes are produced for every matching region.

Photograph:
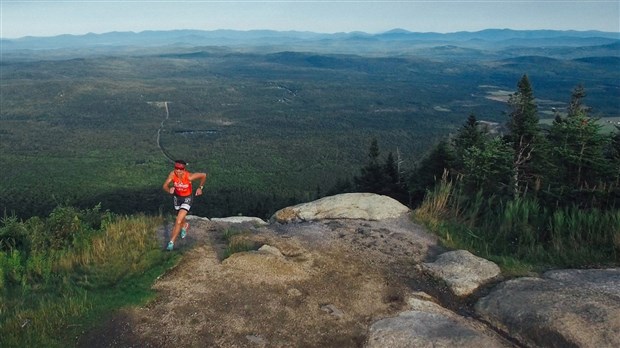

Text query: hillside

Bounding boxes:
[1,29,618,220]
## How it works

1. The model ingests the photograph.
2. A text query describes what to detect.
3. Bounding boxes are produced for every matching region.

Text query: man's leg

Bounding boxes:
[169,209,188,247]
[181,219,189,239]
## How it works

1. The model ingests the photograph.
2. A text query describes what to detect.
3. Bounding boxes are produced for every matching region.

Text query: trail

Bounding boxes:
[156,101,175,163]
[77,216,456,348]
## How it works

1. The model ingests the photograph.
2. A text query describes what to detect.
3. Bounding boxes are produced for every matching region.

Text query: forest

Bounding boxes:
[1,41,618,221]
[1,30,619,346]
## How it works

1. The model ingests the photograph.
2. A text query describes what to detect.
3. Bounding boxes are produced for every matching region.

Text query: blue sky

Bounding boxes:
[1,0,619,39]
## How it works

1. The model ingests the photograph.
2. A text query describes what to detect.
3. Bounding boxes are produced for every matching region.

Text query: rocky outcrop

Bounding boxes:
[81,193,620,348]
[226,194,620,348]
[420,249,502,297]
[475,269,620,348]
[367,294,512,348]
[270,192,410,223]
[210,216,267,224]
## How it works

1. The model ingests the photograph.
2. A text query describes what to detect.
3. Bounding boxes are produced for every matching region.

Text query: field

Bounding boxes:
[1,43,619,219]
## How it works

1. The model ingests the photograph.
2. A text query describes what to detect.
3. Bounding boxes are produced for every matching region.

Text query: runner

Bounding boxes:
[162,160,207,251]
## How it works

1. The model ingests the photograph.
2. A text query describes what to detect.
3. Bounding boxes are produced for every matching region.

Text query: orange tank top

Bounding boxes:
[173,171,192,197]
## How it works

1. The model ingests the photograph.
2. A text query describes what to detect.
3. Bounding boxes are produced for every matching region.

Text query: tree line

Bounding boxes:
[338,75,619,266]
[346,75,619,211]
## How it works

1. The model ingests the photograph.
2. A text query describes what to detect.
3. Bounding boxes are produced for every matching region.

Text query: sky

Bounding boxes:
[1,0,619,39]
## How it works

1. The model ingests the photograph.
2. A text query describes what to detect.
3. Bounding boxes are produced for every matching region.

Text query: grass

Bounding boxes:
[0,210,179,347]
[413,174,620,276]
[221,227,260,260]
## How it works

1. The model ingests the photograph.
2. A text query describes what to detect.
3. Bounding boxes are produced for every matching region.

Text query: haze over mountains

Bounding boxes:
[2,28,619,60]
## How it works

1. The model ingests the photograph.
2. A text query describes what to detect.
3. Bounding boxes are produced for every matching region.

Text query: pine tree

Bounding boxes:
[452,113,488,172]
[610,126,620,188]
[383,151,409,203]
[384,152,399,185]
[354,138,388,194]
[408,139,456,206]
[354,139,409,203]
[454,114,485,153]
[461,137,514,197]
[506,74,545,197]
[567,84,588,117]
[547,85,612,205]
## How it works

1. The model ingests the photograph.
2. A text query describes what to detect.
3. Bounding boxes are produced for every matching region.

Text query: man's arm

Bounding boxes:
[190,172,208,195]
[162,172,174,193]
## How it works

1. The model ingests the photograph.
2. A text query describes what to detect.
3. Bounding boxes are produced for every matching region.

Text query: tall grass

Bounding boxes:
[0,207,175,347]
[414,174,620,273]
[221,227,259,259]
[414,170,454,227]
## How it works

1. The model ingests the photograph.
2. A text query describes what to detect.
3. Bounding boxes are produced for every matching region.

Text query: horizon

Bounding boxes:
[1,1,619,40]
[3,26,619,41]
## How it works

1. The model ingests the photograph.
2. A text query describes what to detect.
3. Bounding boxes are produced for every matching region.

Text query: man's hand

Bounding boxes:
[169,187,175,194]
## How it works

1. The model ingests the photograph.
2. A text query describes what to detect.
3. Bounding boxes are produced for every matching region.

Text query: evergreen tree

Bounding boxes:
[384,152,399,185]
[506,74,545,197]
[461,137,514,197]
[326,178,354,196]
[447,114,513,198]
[452,113,488,172]
[609,126,620,188]
[547,85,613,207]
[453,114,485,155]
[567,84,588,117]
[384,151,409,203]
[354,138,388,194]
[354,138,409,203]
[408,139,456,206]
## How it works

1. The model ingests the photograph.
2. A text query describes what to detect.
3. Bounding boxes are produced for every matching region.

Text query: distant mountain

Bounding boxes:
[2,28,618,52]
[573,56,620,66]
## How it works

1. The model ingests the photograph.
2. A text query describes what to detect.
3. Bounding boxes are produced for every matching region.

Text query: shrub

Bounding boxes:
[0,215,30,253]
[0,206,170,347]
[222,227,259,259]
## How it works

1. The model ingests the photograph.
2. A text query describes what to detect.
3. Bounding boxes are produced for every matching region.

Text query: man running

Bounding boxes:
[162,160,207,251]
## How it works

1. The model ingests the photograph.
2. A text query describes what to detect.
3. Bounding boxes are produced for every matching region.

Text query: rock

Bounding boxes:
[245,334,267,346]
[366,296,511,348]
[320,304,345,319]
[258,244,283,257]
[544,268,620,297]
[185,215,210,221]
[270,192,410,223]
[211,216,267,224]
[86,200,620,348]
[287,288,303,297]
[420,250,502,297]
[475,269,620,348]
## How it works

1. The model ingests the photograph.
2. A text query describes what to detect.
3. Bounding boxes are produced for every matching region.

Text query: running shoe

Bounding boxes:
[166,241,174,251]
[181,223,189,239]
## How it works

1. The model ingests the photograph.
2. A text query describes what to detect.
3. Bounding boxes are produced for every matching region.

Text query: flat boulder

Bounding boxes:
[475,268,620,348]
[420,250,502,297]
[211,216,267,225]
[366,295,512,348]
[185,215,210,221]
[270,193,410,223]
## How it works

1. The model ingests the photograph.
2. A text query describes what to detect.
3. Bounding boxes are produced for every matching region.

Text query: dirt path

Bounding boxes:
[77,216,447,347]
[154,101,175,163]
